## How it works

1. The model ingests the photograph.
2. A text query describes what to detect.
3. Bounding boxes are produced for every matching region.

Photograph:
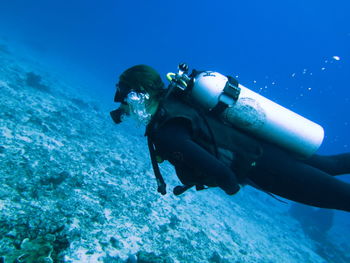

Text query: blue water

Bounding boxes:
[1,0,349,152]
[1,0,349,258]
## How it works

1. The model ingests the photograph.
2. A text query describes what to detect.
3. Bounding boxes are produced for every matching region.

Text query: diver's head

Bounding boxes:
[114,64,165,103]
[111,65,165,125]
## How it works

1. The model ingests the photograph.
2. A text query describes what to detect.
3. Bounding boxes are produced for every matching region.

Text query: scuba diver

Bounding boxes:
[110,64,350,212]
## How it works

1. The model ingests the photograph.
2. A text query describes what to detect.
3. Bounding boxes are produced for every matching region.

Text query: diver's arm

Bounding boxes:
[153,119,240,195]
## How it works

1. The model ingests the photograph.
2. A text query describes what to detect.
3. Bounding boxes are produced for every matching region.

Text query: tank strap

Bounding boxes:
[212,75,240,115]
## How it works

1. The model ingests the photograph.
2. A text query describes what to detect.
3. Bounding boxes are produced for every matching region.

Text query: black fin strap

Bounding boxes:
[147,136,166,195]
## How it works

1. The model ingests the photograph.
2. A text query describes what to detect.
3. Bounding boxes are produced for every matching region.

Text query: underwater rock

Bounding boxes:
[0,146,5,154]
[168,215,180,229]
[109,237,121,249]
[238,249,248,255]
[39,171,69,186]
[0,44,10,54]
[103,254,125,263]
[126,254,137,263]
[136,251,174,263]
[25,72,49,92]
[209,252,226,263]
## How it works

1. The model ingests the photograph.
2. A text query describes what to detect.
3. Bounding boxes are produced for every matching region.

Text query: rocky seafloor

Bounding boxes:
[0,42,349,263]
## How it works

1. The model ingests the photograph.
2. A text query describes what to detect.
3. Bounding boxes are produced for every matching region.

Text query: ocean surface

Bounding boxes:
[1,0,349,262]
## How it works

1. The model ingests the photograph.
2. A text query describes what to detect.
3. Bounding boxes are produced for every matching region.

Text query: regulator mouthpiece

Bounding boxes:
[125,91,152,125]
[110,107,127,124]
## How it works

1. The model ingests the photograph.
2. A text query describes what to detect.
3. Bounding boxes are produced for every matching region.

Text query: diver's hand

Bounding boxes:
[218,178,240,195]
[173,185,193,195]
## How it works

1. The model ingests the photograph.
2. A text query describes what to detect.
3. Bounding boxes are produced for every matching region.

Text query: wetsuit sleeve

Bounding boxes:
[152,119,240,195]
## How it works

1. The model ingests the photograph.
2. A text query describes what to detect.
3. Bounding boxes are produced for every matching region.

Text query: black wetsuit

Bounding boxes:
[153,119,350,212]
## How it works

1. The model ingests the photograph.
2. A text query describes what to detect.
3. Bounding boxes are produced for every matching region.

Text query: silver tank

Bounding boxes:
[191,71,324,158]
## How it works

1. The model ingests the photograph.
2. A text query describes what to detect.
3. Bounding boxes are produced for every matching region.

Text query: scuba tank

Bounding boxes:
[167,64,324,158]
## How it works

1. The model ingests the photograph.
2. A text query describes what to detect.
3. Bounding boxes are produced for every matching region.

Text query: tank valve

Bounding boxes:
[178,63,189,74]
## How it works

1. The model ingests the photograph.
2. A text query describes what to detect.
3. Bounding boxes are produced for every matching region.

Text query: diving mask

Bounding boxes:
[125,91,152,125]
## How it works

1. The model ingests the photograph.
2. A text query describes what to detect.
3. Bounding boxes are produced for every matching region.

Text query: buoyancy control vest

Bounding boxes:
[147,93,264,189]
